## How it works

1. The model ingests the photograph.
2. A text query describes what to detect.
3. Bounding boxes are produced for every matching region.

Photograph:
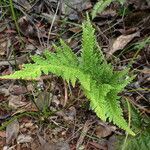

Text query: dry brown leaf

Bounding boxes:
[68,27,82,33]
[6,119,19,145]
[62,0,91,20]
[18,16,36,38]
[0,88,10,96]
[107,32,140,58]
[0,131,6,138]
[95,124,115,138]
[140,68,150,74]
[38,134,70,150]
[36,92,52,111]
[25,44,36,51]
[9,85,27,95]
[8,95,27,109]
[17,134,33,144]
[0,37,7,56]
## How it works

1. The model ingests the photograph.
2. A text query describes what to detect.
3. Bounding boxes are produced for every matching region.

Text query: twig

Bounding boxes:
[63,80,68,107]
[76,120,94,149]
[47,1,60,47]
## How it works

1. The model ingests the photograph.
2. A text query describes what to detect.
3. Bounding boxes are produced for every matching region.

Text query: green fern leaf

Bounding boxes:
[91,0,113,19]
[84,82,113,121]
[123,129,150,150]
[0,16,135,135]
[2,64,42,80]
[105,90,134,135]
[91,0,126,19]
[81,15,104,75]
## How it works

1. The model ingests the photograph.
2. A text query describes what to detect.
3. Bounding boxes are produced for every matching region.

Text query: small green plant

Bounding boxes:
[92,0,126,19]
[1,16,134,135]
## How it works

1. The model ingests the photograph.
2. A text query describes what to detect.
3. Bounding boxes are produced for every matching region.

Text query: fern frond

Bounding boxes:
[43,65,91,90]
[105,90,135,135]
[110,69,134,92]
[91,0,126,19]
[84,81,113,121]
[59,39,79,65]
[81,15,103,73]
[1,64,43,80]
[91,0,113,19]
[0,16,135,135]
[81,15,96,69]
[123,129,150,150]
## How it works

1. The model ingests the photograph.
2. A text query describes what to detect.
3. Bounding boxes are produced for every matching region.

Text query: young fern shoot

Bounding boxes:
[1,17,135,135]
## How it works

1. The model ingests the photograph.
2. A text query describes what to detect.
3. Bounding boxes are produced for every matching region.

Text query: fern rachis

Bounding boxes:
[1,16,135,135]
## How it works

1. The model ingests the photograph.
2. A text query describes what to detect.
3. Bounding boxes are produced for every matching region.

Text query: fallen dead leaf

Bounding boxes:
[62,0,91,20]
[26,44,36,51]
[126,0,150,9]
[56,107,76,122]
[18,16,36,38]
[107,32,140,58]
[3,145,16,150]
[6,119,19,145]
[0,37,7,56]
[24,122,34,128]
[95,124,116,138]
[0,131,6,138]
[8,95,28,109]
[17,134,33,144]
[26,83,35,92]
[63,106,76,121]
[0,88,10,96]
[36,91,52,111]
[68,27,81,33]
[9,85,27,95]
[139,67,150,74]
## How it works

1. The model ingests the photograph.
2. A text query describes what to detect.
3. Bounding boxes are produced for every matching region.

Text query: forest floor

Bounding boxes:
[0,0,150,150]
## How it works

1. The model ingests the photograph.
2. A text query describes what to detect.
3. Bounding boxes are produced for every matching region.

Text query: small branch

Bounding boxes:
[63,80,68,107]
[76,120,95,149]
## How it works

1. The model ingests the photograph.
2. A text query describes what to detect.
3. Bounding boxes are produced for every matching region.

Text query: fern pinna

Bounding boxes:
[1,17,135,135]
